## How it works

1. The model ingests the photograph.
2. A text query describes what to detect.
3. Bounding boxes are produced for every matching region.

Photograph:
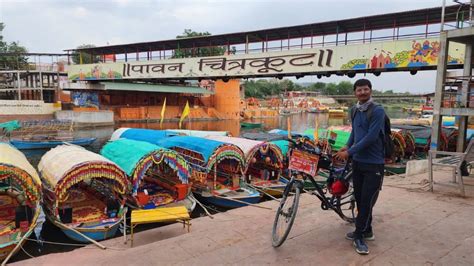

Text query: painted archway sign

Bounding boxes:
[68,38,465,81]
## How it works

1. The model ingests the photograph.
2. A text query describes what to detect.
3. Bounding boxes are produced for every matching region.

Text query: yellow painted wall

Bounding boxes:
[213,79,240,120]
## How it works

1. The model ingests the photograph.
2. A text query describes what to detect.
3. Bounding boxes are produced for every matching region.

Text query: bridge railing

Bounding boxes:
[441,0,474,31]
[104,31,442,63]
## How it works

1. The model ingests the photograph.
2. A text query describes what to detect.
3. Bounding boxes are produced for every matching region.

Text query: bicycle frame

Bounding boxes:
[285,155,355,221]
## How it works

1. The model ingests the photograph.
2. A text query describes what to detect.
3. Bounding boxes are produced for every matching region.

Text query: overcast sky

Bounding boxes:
[0,0,456,93]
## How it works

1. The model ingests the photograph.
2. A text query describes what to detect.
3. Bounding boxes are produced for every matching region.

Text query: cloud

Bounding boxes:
[0,0,447,92]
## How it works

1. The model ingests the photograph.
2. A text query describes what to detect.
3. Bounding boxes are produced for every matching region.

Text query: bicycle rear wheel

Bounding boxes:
[334,171,356,223]
[272,179,301,247]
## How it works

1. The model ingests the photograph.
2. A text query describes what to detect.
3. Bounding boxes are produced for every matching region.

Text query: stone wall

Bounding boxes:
[0,100,61,115]
[55,110,114,126]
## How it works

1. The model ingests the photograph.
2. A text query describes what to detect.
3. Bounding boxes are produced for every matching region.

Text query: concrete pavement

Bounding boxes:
[12,170,474,265]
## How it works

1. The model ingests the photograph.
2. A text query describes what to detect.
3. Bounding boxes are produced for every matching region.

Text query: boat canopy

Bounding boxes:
[270,140,290,157]
[156,136,245,172]
[204,136,284,168]
[0,143,41,204]
[110,128,178,142]
[166,129,228,137]
[38,145,129,203]
[100,139,191,194]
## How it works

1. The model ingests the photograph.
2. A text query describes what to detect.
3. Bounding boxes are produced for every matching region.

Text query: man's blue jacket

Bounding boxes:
[347,105,385,164]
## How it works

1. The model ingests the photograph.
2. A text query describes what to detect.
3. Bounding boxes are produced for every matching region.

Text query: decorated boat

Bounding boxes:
[0,143,41,262]
[154,136,260,209]
[204,136,286,196]
[100,138,195,212]
[38,145,129,243]
[111,128,261,208]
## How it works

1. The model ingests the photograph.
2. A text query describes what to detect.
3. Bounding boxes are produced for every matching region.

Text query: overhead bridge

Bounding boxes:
[66,5,472,82]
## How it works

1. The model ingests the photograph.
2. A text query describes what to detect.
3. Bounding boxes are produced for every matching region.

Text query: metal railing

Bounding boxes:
[441,0,474,30]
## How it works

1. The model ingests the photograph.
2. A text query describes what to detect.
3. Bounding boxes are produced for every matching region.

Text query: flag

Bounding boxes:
[287,117,291,139]
[313,117,319,142]
[160,97,167,129]
[179,101,190,129]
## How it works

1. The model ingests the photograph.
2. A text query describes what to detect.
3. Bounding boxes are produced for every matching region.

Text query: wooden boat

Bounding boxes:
[155,136,261,209]
[0,143,42,263]
[316,106,329,113]
[385,163,406,175]
[38,145,130,243]
[204,136,286,197]
[101,139,196,212]
[328,108,345,116]
[240,122,263,128]
[10,137,96,150]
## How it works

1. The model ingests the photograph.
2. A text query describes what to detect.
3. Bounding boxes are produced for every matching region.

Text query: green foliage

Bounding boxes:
[72,44,101,64]
[0,22,29,70]
[173,29,236,58]
[243,79,355,98]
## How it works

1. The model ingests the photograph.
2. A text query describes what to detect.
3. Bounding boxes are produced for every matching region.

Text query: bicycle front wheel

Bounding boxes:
[334,171,356,223]
[272,180,301,247]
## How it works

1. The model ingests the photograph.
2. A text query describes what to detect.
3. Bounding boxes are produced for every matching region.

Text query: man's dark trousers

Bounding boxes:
[352,160,384,238]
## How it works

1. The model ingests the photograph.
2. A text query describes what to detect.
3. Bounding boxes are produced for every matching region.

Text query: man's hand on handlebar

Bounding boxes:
[335,147,349,161]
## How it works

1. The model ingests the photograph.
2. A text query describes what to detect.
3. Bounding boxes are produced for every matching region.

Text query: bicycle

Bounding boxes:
[271,137,356,247]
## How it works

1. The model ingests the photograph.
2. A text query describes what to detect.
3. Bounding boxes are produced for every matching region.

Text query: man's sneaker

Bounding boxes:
[345,231,375,241]
[353,238,369,255]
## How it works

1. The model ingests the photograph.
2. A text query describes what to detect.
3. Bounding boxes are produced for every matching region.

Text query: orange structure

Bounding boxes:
[213,79,241,120]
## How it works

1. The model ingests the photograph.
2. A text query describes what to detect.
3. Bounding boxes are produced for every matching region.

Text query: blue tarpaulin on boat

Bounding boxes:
[156,136,225,163]
[119,128,178,144]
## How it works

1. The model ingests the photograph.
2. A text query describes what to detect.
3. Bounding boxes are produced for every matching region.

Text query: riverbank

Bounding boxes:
[14,171,473,265]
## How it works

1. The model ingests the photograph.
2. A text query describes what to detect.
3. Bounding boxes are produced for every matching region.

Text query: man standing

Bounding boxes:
[335,78,385,255]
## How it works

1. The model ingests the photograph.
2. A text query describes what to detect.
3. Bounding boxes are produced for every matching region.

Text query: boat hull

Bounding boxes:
[10,138,96,150]
[385,163,406,175]
[0,244,16,262]
[59,219,122,243]
[241,122,263,128]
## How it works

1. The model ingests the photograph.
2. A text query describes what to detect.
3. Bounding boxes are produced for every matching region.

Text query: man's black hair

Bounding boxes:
[353,79,372,90]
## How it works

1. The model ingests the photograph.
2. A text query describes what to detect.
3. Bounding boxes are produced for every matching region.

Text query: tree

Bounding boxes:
[0,23,29,70]
[173,29,236,58]
[72,44,100,64]
[307,82,326,92]
[335,81,353,95]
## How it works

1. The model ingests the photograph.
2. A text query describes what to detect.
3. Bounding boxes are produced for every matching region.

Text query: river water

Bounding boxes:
[12,107,413,262]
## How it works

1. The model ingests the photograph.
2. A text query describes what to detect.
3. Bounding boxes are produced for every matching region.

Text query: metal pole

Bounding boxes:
[440,0,446,32]
[17,71,21,100]
[39,56,43,101]
[245,35,249,54]
[457,41,472,152]
[470,0,473,23]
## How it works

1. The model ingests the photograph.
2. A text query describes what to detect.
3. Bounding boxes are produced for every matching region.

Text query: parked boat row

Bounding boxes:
[1,123,454,262]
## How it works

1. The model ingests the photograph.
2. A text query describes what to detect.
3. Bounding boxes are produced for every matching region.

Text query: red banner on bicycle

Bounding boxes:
[288,149,319,176]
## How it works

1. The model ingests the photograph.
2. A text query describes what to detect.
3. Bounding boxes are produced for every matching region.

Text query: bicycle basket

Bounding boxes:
[288,149,319,176]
